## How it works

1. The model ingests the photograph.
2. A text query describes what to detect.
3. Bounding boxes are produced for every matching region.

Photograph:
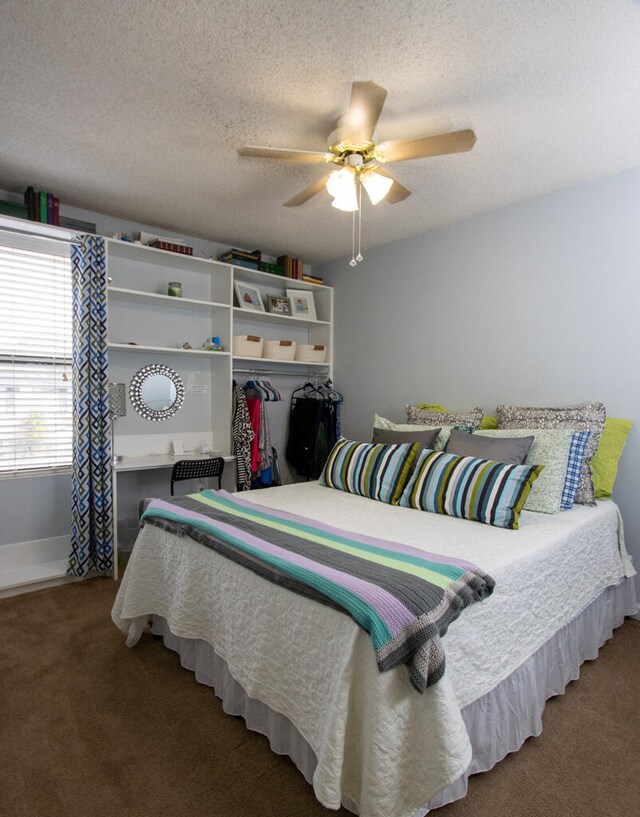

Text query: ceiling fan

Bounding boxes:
[237,81,477,212]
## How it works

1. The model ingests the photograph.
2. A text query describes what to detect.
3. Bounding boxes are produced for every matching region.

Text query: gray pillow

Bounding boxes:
[372,427,441,450]
[445,428,534,464]
[495,402,606,506]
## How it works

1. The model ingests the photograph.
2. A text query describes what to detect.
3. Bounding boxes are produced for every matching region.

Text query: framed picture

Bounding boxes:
[286,289,316,320]
[267,294,292,315]
[234,281,265,312]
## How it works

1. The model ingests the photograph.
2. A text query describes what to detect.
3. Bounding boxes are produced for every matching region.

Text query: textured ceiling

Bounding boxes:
[1,1,640,264]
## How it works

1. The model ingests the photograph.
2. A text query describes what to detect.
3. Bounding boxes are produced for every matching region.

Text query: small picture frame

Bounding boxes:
[286,289,316,320]
[267,294,292,315]
[234,281,265,312]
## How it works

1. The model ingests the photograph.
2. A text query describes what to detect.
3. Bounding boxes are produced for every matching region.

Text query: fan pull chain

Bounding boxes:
[356,182,363,263]
[350,209,357,267]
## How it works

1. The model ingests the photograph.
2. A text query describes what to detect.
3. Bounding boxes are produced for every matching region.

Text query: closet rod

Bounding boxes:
[0,225,82,246]
[233,367,329,376]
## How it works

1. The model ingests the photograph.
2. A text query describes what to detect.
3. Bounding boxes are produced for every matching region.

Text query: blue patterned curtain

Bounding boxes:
[68,235,113,577]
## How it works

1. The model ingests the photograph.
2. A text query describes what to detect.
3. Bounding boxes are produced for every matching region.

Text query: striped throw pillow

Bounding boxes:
[398,449,544,529]
[320,438,420,505]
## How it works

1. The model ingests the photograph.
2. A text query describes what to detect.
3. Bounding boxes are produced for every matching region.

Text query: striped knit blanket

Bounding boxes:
[140,490,495,692]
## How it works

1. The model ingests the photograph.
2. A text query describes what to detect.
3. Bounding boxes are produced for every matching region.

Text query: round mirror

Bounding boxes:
[129,364,185,422]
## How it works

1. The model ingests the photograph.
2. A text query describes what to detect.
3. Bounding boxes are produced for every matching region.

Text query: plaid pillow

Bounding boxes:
[561,431,591,510]
[320,438,420,505]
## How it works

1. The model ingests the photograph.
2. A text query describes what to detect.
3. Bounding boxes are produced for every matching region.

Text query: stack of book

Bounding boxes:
[23,187,60,225]
[218,248,262,269]
[301,273,325,286]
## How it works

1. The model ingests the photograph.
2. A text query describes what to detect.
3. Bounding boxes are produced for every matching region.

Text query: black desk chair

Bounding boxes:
[170,457,225,495]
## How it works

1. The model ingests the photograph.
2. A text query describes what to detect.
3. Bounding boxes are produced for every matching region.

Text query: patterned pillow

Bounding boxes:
[495,402,606,506]
[561,431,591,510]
[398,449,543,529]
[476,429,573,514]
[320,438,420,505]
[406,404,483,429]
[373,413,453,450]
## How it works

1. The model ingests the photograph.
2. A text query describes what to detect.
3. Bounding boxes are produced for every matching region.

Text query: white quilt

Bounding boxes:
[112,483,632,817]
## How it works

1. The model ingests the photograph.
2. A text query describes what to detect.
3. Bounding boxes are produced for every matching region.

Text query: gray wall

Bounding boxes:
[319,168,640,596]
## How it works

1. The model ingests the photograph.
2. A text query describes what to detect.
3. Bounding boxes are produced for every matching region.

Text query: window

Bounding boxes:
[0,238,73,475]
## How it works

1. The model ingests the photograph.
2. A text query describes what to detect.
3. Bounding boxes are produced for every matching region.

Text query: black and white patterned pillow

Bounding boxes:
[495,402,606,506]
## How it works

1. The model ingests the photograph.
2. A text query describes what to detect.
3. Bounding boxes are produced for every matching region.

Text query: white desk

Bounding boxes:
[112,453,235,578]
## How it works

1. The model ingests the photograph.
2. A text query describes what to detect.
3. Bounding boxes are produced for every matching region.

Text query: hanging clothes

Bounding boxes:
[245,397,262,474]
[245,382,275,487]
[232,382,254,491]
[286,382,343,479]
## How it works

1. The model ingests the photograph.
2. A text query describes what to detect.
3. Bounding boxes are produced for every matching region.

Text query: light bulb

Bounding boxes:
[330,174,359,212]
[361,170,393,205]
[326,167,355,199]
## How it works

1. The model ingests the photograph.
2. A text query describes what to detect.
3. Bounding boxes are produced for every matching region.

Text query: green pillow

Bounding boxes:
[592,418,632,499]
[479,415,498,430]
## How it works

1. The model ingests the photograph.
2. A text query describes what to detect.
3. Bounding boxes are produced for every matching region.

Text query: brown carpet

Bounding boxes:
[1,579,639,817]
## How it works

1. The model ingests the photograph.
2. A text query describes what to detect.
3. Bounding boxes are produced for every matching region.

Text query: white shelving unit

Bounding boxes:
[105,239,334,573]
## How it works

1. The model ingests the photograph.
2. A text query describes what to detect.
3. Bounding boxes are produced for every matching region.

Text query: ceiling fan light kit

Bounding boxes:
[238,81,476,266]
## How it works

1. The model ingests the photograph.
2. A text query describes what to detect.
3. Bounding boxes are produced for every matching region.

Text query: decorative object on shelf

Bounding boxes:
[202,336,225,351]
[234,281,265,311]
[177,341,192,349]
[286,289,316,320]
[150,239,193,255]
[167,281,182,297]
[263,339,296,360]
[267,294,292,315]
[129,363,185,421]
[238,80,475,266]
[295,344,327,363]
[219,248,262,269]
[233,334,264,357]
[108,382,127,465]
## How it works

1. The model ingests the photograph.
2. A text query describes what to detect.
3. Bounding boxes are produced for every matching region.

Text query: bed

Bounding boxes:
[112,482,636,817]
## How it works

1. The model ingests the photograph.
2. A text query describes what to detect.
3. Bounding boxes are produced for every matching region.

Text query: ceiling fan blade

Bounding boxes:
[283,174,332,207]
[238,146,328,163]
[378,129,477,163]
[340,81,388,144]
[374,167,412,203]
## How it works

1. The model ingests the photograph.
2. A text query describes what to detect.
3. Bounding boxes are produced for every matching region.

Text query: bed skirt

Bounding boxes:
[151,577,637,815]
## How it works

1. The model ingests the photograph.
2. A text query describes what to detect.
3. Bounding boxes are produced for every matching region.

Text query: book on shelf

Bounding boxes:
[277,254,305,279]
[59,216,97,233]
[218,248,262,268]
[149,239,193,255]
[302,274,324,286]
[23,186,36,220]
[47,193,54,224]
[0,199,28,219]
[39,191,48,223]
[52,197,60,226]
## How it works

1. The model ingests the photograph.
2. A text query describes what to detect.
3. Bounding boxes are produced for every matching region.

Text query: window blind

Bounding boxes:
[0,241,73,475]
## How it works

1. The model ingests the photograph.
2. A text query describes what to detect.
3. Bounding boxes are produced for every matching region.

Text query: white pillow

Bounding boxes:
[476,429,573,514]
[373,413,453,451]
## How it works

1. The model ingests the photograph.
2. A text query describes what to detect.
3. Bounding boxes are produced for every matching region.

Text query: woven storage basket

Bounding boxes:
[233,335,263,357]
[294,343,327,363]
[263,339,296,360]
